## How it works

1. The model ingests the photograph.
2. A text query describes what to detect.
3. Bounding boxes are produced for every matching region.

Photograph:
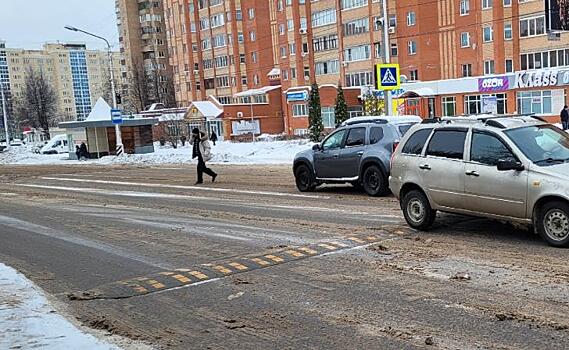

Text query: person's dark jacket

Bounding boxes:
[561,108,569,122]
[210,132,218,142]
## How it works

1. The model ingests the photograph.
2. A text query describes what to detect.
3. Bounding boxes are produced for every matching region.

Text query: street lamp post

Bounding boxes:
[381,0,393,116]
[1,86,10,150]
[64,25,123,156]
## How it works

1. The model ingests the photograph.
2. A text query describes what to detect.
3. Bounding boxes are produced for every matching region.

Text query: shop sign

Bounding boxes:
[232,120,260,135]
[514,69,560,88]
[482,96,498,114]
[478,76,509,92]
[286,91,308,102]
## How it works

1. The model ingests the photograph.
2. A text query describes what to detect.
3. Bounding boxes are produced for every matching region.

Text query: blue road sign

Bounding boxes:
[111,108,123,125]
[375,64,401,90]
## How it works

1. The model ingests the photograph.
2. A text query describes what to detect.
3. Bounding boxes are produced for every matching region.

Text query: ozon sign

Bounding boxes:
[514,70,560,88]
[478,77,509,92]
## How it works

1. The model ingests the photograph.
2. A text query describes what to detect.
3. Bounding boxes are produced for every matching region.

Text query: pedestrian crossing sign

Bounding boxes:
[375,64,400,90]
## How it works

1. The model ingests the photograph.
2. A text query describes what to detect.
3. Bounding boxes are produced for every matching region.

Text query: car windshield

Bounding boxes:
[504,124,569,166]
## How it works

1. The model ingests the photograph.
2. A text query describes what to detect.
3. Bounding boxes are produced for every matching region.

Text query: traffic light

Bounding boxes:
[115,93,122,105]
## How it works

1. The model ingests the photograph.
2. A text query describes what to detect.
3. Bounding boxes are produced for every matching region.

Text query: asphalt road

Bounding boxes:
[1,164,568,349]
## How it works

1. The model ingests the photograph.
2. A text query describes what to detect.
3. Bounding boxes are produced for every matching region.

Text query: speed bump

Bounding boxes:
[67,236,379,301]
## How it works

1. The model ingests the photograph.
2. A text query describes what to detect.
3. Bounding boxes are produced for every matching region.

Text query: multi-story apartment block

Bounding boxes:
[0,41,122,122]
[115,0,175,111]
[164,0,569,138]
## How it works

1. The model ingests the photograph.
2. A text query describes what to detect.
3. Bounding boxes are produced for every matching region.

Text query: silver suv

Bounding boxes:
[389,116,569,247]
[294,117,420,196]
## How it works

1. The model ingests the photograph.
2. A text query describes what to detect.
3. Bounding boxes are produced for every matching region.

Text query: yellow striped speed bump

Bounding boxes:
[67,235,379,301]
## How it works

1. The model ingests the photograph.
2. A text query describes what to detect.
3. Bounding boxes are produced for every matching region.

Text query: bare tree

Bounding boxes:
[147,67,175,108]
[128,61,150,113]
[161,114,186,149]
[14,68,57,136]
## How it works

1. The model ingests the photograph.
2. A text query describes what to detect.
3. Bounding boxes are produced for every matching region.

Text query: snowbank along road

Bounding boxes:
[0,164,568,349]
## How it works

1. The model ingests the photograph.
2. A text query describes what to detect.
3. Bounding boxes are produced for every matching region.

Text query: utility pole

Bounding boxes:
[1,86,9,150]
[381,0,393,116]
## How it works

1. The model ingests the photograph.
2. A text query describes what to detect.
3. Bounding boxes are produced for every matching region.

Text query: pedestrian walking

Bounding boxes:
[561,105,569,131]
[210,130,218,146]
[75,145,81,161]
[191,128,217,184]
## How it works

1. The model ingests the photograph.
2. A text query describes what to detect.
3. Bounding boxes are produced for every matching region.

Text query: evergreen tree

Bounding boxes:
[308,83,324,142]
[334,84,348,125]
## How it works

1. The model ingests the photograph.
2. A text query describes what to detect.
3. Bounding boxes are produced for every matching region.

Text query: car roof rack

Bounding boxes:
[343,119,388,126]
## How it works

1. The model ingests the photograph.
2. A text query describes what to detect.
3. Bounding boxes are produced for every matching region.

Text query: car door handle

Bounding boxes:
[465,170,480,177]
[357,151,364,156]
[419,164,431,170]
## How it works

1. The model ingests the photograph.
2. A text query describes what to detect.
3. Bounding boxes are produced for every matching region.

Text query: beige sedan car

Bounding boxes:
[389,116,569,247]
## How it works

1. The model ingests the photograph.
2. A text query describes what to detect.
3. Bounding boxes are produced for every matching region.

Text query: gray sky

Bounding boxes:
[0,0,119,51]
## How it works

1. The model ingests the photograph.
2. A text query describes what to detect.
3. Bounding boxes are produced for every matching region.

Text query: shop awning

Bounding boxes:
[398,87,435,98]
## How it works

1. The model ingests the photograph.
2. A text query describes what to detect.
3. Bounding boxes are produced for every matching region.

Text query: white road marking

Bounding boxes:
[0,192,18,197]
[15,184,402,222]
[39,177,328,199]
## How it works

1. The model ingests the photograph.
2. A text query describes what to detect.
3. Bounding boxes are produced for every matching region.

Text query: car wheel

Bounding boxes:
[537,201,569,247]
[351,181,363,190]
[401,190,436,230]
[295,164,316,192]
[362,165,388,196]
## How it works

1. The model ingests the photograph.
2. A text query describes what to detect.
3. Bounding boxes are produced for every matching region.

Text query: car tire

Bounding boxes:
[401,190,436,230]
[362,165,388,197]
[295,164,316,192]
[536,201,569,247]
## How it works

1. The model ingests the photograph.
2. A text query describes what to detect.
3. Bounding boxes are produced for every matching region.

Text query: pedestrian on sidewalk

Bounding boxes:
[79,142,89,160]
[210,130,218,146]
[191,128,217,184]
[561,105,569,130]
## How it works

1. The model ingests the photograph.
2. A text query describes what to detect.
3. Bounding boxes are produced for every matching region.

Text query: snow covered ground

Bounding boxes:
[0,139,313,166]
[0,262,118,349]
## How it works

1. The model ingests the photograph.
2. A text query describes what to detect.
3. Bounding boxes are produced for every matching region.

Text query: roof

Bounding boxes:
[234,85,281,97]
[340,115,422,127]
[85,98,112,122]
[267,67,281,76]
[59,117,159,129]
[421,115,545,130]
[191,101,223,119]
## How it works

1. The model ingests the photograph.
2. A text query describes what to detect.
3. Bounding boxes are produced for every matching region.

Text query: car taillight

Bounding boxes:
[390,141,399,166]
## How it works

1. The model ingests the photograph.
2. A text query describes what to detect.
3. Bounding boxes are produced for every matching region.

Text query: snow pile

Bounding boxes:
[0,263,117,349]
[0,140,313,166]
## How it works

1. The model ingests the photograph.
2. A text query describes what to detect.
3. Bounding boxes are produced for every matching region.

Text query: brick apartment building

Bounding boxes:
[161,0,569,138]
[115,0,175,111]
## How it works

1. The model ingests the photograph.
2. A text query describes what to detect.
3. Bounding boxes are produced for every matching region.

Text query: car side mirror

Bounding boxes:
[497,159,524,171]
[312,144,321,151]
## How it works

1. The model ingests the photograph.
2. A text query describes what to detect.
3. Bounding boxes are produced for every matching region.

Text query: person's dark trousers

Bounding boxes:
[197,156,216,183]
[563,120,569,130]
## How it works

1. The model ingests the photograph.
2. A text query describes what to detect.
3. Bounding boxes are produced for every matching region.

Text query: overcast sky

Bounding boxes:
[0,0,119,51]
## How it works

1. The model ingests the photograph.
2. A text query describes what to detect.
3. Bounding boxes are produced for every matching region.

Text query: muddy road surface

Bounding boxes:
[0,164,568,349]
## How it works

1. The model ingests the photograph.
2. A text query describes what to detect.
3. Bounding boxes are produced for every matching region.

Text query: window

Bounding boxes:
[322,130,346,150]
[426,130,467,160]
[503,0,511,6]
[504,22,512,40]
[287,19,294,31]
[482,0,492,10]
[280,46,287,58]
[344,44,371,62]
[470,132,516,166]
[315,60,339,75]
[410,70,418,81]
[520,16,545,38]
[408,41,417,55]
[343,18,369,36]
[236,10,242,20]
[407,12,416,26]
[460,32,470,47]
[248,8,255,19]
[279,24,285,35]
[462,63,472,77]
[312,9,336,27]
[348,106,364,118]
[313,34,338,52]
[517,90,552,115]
[251,52,257,62]
[322,107,336,128]
[460,0,470,15]
[249,31,256,41]
[402,129,432,155]
[341,0,368,10]
[390,43,398,56]
[369,127,384,144]
[483,26,493,42]
[345,71,373,87]
[464,94,507,115]
[289,43,296,55]
[442,97,456,116]
[292,104,308,116]
[345,128,366,147]
[484,60,495,75]
[505,59,513,73]
[300,17,307,29]
[210,13,225,27]
[521,48,569,70]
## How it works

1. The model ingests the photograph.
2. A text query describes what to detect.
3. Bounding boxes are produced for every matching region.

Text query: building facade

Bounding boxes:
[163,0,569,136]
[0,41,122,122]
[115,0,175,111]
